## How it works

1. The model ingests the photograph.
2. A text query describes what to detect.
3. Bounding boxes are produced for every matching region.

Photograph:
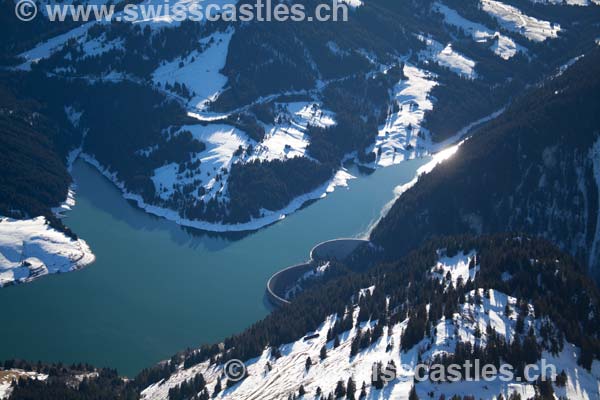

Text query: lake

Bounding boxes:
[0,157,429,376]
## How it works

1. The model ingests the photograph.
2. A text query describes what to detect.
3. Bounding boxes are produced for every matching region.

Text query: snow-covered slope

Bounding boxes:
[80,151,355,233]
[0,369,48,400]
[140,249,600,400]
[369,65,437,168]
[418,37,478,79]
[434,2,526,60]
[0,216,95,287]
[480,0,561,42]
[152,30,234,110]
[9,0,598,235]
[530,0,600,6]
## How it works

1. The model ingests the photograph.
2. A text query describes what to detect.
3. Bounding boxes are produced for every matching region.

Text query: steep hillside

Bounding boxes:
[0,78,97,287]
[0,79,74,222]
[130,235,599,400]
[370,47,600,282]
[4,0,599,229]
[4,234,598,399]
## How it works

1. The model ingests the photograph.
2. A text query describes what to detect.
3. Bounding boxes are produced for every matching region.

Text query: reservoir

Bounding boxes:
[0,157,429,376]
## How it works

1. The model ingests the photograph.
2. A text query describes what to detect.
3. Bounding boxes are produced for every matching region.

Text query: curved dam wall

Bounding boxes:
[266,263,313,307]
[310,238,370,262]
[266,238,370,308]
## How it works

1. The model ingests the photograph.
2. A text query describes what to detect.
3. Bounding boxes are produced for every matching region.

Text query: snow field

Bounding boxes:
[152,30,234,110]
[431,250,479,286]
[434,2,525,60]
[0,370,48,400]
[368,64,438,168]
[480,0,561,42]
[141,270,600,400]
[0,217,95,287]
[418,37,478,78]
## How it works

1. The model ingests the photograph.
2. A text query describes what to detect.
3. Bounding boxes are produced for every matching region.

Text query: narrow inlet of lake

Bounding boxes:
[0,157,429,376]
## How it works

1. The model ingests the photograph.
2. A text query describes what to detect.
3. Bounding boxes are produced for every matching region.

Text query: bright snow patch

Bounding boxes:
[480,0,561,42]
[250,102,335,162]
[0,369,48,400]
[152,30,234,110]
[152,123,248,201]
[141,285,600,400]
[342,0,363,8]
[418,36,478,78]
[369,64,437,168]
[51,188,77,217]
[434,2,525,59]
[16,24,92,70]
[0,216,95,287]
[432,250,479,286]
[530,0,599,5]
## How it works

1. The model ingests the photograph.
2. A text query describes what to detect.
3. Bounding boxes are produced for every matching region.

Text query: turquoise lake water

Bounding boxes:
[0,157,428,376]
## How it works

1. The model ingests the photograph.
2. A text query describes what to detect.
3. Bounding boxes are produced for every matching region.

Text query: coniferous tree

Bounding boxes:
[212,378,222,397]
[508,391,522,400]
[346,377,356,400]
[350,331,361,357]
[555,370,567,387]
[299,385,306,397]
[359,382,367,399]
[334,380,346,398]
[320,345,328,360]
[334,335,341,349]
[408,385,419,400]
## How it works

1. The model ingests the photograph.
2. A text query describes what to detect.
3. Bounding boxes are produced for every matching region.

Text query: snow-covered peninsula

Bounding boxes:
[0,216,95,287]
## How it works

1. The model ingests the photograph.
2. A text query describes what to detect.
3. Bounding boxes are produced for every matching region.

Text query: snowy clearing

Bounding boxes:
[0,369,48,400]
[141,279,600,400]
[368,64,437,168]
[529,0,599,5]
[431,250,479,286]
[250,102,336,162]
[342,0,363,9]
[418,37,478,78]
[152,30,234,110]
[434,2,525,59]
[0,216,95,287]
[16,24,92,70]
[153,123,248,201]
[480,0,561,42]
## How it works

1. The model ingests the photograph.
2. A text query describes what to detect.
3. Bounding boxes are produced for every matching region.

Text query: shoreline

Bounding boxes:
[78,152,358,233]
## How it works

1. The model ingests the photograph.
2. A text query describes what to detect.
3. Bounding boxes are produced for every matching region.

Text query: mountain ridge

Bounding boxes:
[370,47,600,282]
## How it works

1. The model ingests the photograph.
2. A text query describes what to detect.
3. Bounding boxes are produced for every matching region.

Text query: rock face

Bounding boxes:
[370,50,600,282]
